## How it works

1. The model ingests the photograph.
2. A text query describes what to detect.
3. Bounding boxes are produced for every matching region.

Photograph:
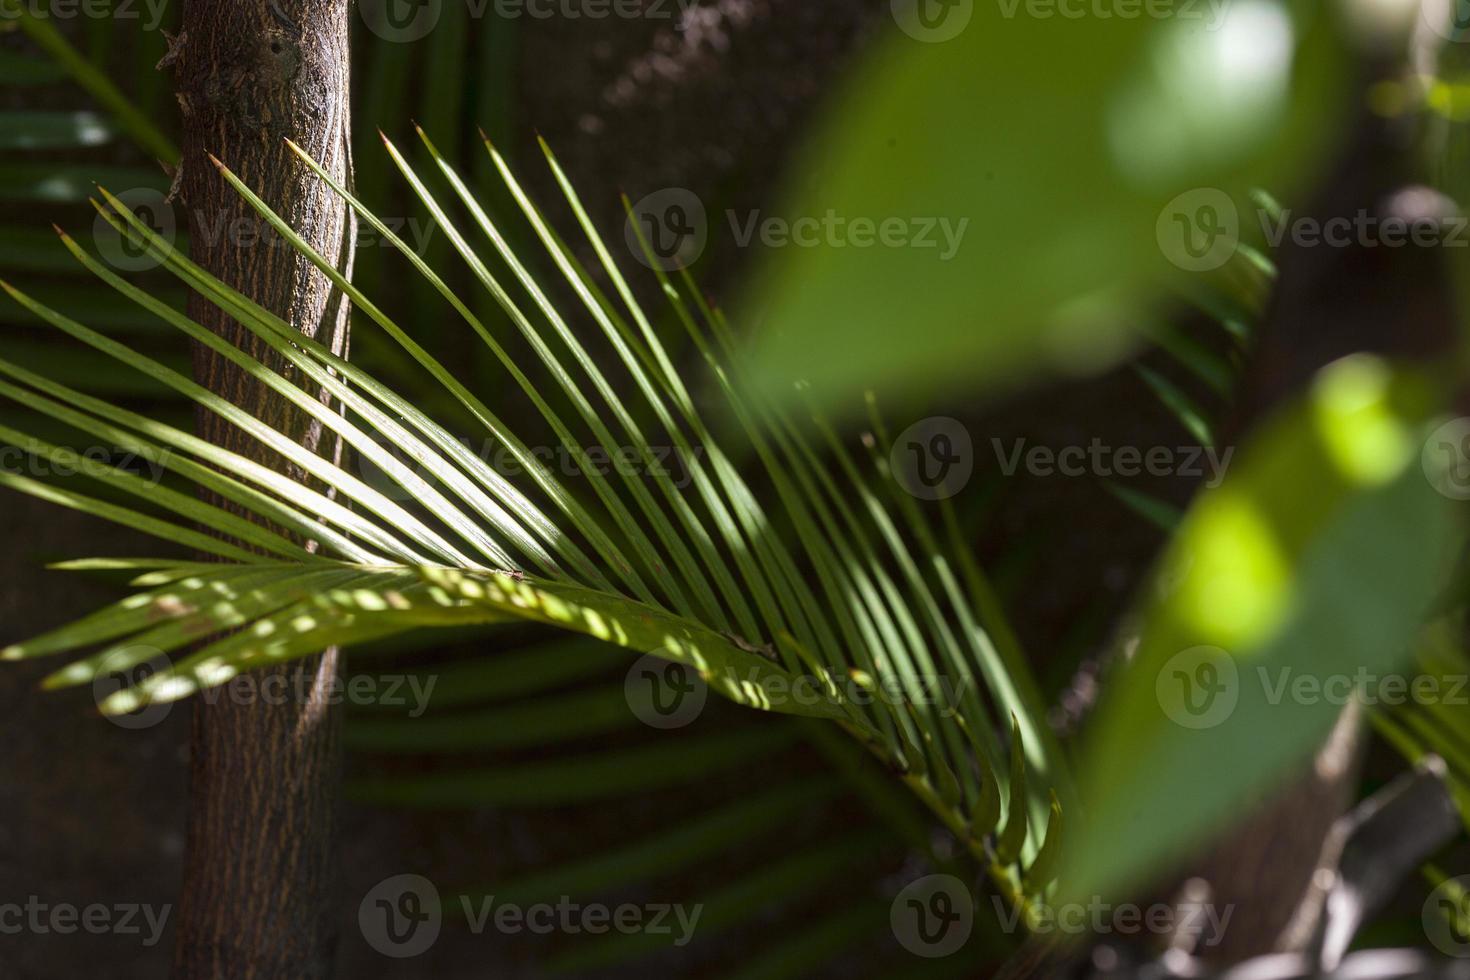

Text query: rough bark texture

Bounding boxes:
[169,1,353,977]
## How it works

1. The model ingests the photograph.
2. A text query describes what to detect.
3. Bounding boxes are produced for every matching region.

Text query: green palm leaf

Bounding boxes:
[0,134,1068,927]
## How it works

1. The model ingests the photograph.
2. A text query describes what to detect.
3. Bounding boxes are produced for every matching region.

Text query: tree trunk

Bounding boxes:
[169,2,353,977]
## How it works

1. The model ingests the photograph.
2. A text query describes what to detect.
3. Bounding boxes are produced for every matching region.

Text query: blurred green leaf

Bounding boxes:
[744,1,1347,410]
[0,163,167,203]
[1064,355,1463,900]
[0,51,69,85]
[0,110,116,150]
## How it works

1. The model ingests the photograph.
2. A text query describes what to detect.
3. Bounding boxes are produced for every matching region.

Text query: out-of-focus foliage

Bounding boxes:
[744,0,1348,412]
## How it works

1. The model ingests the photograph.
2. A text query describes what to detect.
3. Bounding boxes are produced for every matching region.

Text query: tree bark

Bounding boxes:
[169,2,353,977]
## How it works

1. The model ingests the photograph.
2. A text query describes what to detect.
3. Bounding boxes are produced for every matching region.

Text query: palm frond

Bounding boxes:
[0,132,1069,921]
